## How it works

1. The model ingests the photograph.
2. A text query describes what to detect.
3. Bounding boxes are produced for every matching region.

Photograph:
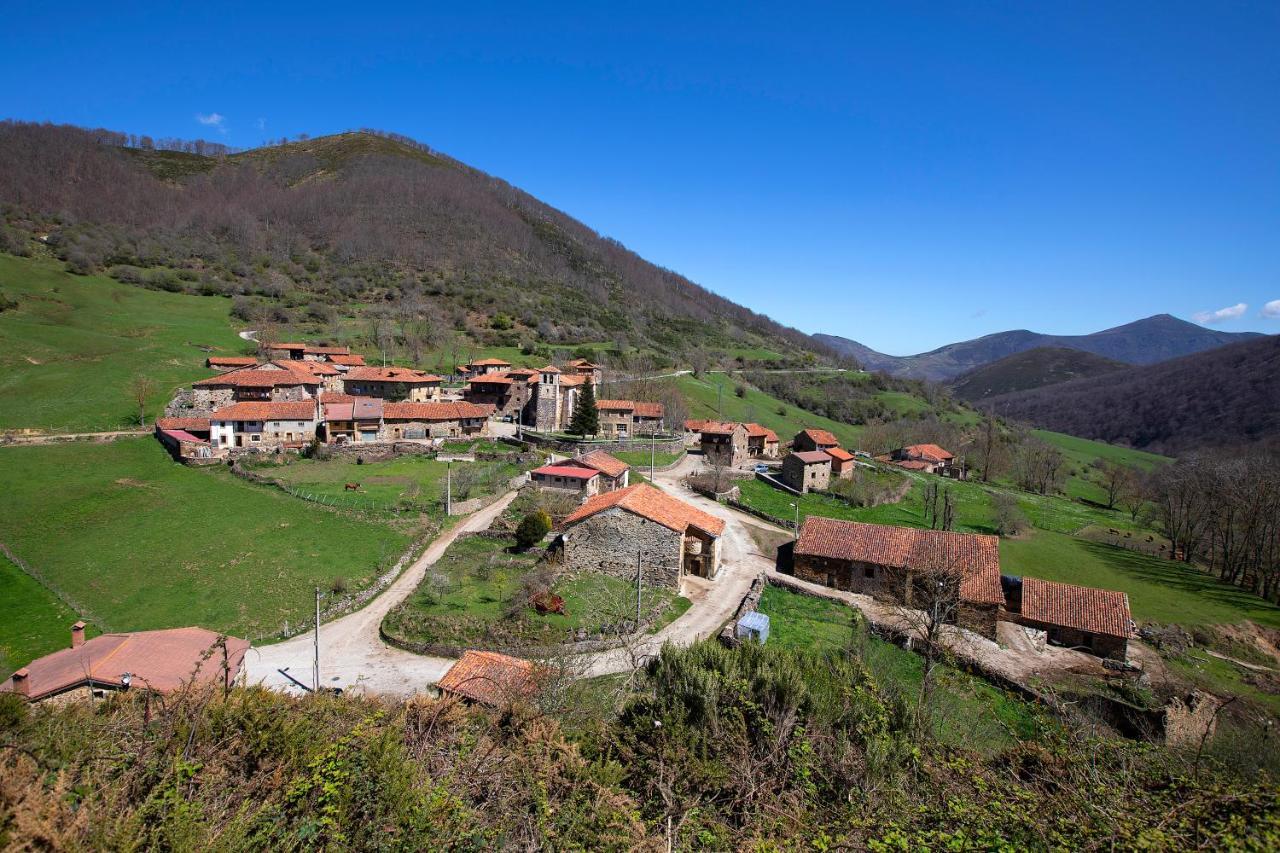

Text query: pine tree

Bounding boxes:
[568,381,599,436]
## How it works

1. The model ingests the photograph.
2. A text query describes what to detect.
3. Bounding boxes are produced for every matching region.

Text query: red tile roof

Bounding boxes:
[532,464,600,480]
[383,401,495,421]
[901,444,954,462]
[743,423,779,442]
[538,365,561,373]
[1020,578,1132,639]
[344,367,442,384]
[211,401,317,421]
[194,369,316,388]
[319,392,356,403]
[156,417,210,431]
[470,358,512,367]
[595,399,636,411]
[0,627,249,701]
[437,651,542,707]
[698,421,743,437]
[205,356,258,368]
[266,342,306,350]
[685,419,713,432]
[160,428,208,444]
[577,450,629,478]
[563,483,725,537]
[274,359,340,377]
[632,401,664,418]
[559,374,587,387]
[467,375,515,386]
[790,450,833,465]
[795,517,1004,606]
[798,428,839,447]
[825,447,855,462]
[328,354,366,366]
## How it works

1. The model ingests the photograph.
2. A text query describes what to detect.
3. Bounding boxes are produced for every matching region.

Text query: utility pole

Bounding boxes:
[446,460,452,515]
[716,383,723,417]
[650,430,656,481]
[313,586,321,692]
[636,547,643,626]
[791,501,800,540]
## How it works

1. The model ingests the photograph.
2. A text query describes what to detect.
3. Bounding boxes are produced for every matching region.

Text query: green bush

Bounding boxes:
[515,510,552,549]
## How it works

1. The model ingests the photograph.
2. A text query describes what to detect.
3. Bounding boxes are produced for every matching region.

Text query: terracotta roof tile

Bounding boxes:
[156,417,210,431]
[743,423,779,442]
[437,651,541,707]
[328,354,366,366]
[790,450,833,465]
[577,450,629,478]
[532,464,600,480]
[194,369,316,388]
[539,365,561,373]
[563,483,725,537]
[383,401,494,421]
[799,428,839,446]
[698,421,743,437]
[559,374,587,387]
[344,367,442,384]
[596,399,635,411]
[901,444,954,462]
[795,517,1004,606]
[211,401,317,421]
[467,375,515,386]
[304,345,351,355]
[0,627,249,701]
[205,356,258,368]
[1020,578,1131,639]
[470,358,512,367]
[632,402,664,418]
[825,447,855,462]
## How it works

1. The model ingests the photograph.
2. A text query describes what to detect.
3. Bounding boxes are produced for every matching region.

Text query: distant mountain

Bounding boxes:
[948,347,1127,402]
[978,335,1280,454]
[816,315,1263,381]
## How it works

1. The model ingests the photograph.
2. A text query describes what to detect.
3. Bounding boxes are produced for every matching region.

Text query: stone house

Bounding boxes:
[744,423,780,458]
[790,517,1005,638]
[596,400,667,438]
[825,446,856,479]
[319,395,385,445]
[301,345,352,362]
[192,367,319,410]
[531,462,604,498]
[209,400,319,450]
[205,356,258,371]
[782,451,832,493]
[381,401,493,440]
[462,357,513,377]
[328,353,366,370]
[155,417,215,462]
[564,358,604,385]
[341,367,443,402]
[461,362,595,432]
[1,624,248,704]
[575,450,630,491]
[1002,576,1132,660]
[558,483,726,589]
[793,428,840,453]
[889,444,965,479]
[698,422,750,468]
[465,370,538,422]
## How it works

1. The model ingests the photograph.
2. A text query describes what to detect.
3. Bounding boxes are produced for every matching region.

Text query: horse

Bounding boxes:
[344,483,361,492]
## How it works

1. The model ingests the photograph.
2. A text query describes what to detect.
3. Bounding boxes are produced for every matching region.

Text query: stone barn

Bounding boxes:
[792,428,840,453]
[1002,576,1132,660]
[698,422,749,468]
[790,516,1005,638]
[781,451,832,493]
[558,483,726,590]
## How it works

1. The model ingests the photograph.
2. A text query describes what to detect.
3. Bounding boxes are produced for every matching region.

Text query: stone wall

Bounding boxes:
[521,431,685,456]
[561,506,684,590]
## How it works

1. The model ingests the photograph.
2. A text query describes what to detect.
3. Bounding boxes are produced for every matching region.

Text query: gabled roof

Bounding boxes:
[825,447,855,462]
[790,450,833,465]
[596,399,636,411]
[538,365,561,373]
[467,375,515,386]
[469,358,512,367]
[324,396,384,421]
[344,367,442,384]
[632,402,665,418]
[563,483,725,537]
[205,356,258,368]
[156,417,210,431]
[160,428,208,444]
[743,423,779,442]
[795,517,1004,606]
[532,464,600,480]
[437,651,542,707]
[685,419,713,432]
[901,444,954,462]
[577,450,629,478]
[266,342,306,350]
[0,627,249,701]
[328,354,366,366]
[559,374,588,387]
[1020,578,1131,639]
[698,421,745,437]
[798,428,839,446]
[274,359,340,377]
[212,401,317,421]
[194,368,316,388]
[382,401,495,421]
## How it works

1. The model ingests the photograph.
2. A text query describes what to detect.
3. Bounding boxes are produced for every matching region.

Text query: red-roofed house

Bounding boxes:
[531,463,603,497]
[576,450,630,491]
[1003,576,1132,660]
[210,400,319,450]
[381,401,493,439]
[558,483,726,587]
[596,399,667,437]
[342,367,443,402]
[698,422,750,468]
[1,623,248,704]
[791,517,1005,638]
[461,357,513,377]
[825,446,856,479]
[793,428,840,453]
[781,450,833,492]
[436,650,543,707]
[890,444,965,479]
[192,366,319,409]
[743,423,780,459]
[320,396,384,445]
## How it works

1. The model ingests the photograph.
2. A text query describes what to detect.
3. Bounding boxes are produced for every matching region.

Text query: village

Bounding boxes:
[2,340,1157,737]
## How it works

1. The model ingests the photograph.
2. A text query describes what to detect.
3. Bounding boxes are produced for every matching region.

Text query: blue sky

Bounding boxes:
[2,2,1277,354]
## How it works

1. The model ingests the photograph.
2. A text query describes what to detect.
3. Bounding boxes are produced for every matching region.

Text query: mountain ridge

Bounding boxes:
[948,346,1128,401]
[817,314,1263,380]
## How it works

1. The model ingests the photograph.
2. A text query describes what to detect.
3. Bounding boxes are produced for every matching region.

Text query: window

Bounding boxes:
[864,566,875,579]
[250,434,261,443]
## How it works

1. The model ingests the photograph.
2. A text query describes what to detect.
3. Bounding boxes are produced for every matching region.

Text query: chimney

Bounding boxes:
[10,668,29,697]
[71,620,86,649]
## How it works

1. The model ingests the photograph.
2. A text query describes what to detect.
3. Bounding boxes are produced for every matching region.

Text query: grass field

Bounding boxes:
[676,374,863,448]
[0,255,247,431]
[383,533,690,650]
[0,439,411,643]
[757,585,1044,752]
[0,555,99,678]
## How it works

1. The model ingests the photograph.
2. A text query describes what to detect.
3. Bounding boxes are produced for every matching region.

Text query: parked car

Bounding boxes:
[753,463,770,473]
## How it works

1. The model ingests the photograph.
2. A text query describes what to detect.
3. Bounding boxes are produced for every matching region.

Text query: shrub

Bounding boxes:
[734,384,746,398]
[515,510,552,549]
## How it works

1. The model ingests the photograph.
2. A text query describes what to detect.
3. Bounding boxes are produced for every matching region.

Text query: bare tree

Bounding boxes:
[128,374,157,428]
[891,558,963,738]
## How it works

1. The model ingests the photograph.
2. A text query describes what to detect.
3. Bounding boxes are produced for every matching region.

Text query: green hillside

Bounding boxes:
[949,346,1127,401]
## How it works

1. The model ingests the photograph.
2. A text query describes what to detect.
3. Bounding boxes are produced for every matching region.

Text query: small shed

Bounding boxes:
[736,611,770,645]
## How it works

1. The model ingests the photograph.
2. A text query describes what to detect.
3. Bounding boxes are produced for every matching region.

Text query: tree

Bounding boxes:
[892,558,963,738]
[515,510,552,550]
[568,380,599,437]
[1097,459,1139,511]
[128,373,157,428]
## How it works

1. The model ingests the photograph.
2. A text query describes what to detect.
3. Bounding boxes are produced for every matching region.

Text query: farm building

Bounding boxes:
[1,624,248,704]
[781,451,832,493]
[825,446,856,479]
[155,417,215,461]
[192,365,319,409]
[205,356,258,371]
[888,444,965,479]
[792,428,840,453]
[209,400,320,451]
[744,423,780,458]
[381,401,493,439]
[575,450,630,491]
[558,483,726,589]
[596,399,666,437]
[436,650,543,707]
[698,422,750,468]
[531,462,605,498]
[341,367,443,402]
[1002,576,1133,660]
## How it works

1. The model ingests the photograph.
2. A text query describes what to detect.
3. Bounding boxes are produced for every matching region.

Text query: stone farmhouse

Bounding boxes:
[887,444,966,479]
[789,516,1134,656]
[825,446,856,479]
[781,450,832,493]
[1001,576,1132,660]
[557,483,726,589]
[342,366,443,402]
[596,399,666,438]
[210,400,320,450]
[792,428,840,453]
[381,401,492,440]
[319,395,384,444]
[695,422,750,467]
[791,517,1006,638]
[436,650,543,708]
[530,450,630,498]
[1,623,248,704]
[460,357,512,376]
[744,423,780,458]
[192,364,320,409]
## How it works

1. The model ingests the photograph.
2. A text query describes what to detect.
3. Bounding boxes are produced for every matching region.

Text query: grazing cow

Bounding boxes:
[344,483,361,492]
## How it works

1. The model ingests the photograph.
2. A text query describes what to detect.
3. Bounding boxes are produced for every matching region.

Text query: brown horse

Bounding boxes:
[344,483,361,492]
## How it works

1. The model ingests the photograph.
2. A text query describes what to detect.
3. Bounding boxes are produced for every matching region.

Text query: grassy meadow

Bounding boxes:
[0,555,99,678]
[0,255,246,432]
[675,373,864,448]
[0,439,411,647]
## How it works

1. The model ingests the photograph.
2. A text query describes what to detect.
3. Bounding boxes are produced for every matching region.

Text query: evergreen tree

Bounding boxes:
[568,381,599,436]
